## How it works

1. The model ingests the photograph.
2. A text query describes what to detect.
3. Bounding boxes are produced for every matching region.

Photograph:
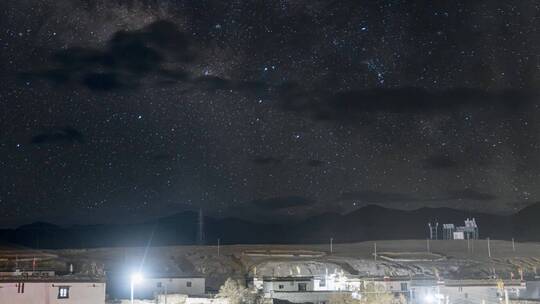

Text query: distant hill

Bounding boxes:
[0,203,537,249]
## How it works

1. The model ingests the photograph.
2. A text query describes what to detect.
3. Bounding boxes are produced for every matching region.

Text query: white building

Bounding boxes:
[408,279,440,304]
[0,277,106,304]
[440,280,525,304]
[312,271,362,292]
[135,275,205,299]
[369,277,411,296]
[255,270,363,294]
[262,276,314,293]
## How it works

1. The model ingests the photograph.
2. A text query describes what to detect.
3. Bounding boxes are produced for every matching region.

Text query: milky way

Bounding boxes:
[1,0,540,227]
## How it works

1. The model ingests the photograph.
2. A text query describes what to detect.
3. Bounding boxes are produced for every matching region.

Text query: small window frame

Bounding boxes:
[58,286,70,299]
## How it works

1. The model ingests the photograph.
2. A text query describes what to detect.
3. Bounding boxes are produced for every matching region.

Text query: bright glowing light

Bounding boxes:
[131,272,143,284]
[424,294,435,303]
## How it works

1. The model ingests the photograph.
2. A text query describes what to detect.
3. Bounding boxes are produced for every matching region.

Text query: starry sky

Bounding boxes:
[1,0,540,227]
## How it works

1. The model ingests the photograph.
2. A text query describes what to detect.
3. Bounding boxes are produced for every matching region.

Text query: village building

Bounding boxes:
[0,247,106,304]
[0,276,106,304]
[439,279,526,303]
[135,274,206,298]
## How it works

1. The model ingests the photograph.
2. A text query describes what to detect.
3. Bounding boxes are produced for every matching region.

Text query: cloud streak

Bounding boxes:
[31,127,84,145]
[340,189,496,204]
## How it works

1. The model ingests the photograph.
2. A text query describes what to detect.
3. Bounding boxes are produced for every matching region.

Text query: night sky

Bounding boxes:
[1,0,540,227]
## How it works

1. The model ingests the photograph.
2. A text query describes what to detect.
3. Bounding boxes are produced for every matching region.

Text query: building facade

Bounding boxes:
[0,278,106,304]
[135,276,206,299]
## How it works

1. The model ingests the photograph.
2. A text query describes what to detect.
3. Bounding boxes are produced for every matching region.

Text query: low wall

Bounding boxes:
[116,295,228,304]
[267,291,352,304]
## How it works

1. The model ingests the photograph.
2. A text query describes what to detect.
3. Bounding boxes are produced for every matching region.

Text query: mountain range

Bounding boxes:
[0,203,538,249]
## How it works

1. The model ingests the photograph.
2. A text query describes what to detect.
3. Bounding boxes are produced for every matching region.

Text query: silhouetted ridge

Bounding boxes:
[1,203,539,248]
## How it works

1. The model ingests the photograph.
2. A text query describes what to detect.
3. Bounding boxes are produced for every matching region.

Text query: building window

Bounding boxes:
[17,282,25,293]
[400,283,408,291]
[319,279,326,287]
[157,282,162,288]
[58,286,70,299]
[186,281,192,287]
[298,283,307,291]
[278,284,284,289]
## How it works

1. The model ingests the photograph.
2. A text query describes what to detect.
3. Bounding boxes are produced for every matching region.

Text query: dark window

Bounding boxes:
[400,283,408,291]
[319,279,326,287]
[17,282,25,293]
[186,281,192,287]
[278,284,284,289]
[298,283,307,291]
[58,286,70,299]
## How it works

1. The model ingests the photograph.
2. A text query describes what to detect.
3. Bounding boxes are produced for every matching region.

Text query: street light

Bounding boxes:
[130,272,143,304]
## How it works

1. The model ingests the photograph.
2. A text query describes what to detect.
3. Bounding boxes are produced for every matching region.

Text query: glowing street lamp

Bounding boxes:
[130,272,143,304]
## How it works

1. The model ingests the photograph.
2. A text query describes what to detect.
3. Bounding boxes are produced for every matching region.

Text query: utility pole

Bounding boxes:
[217,238,221,257]
[427,238,430,253]
[374,242,377,261]
[197,209,205,245]
[164,282,168,304]
[330,238,333,254]
[512,238,515,252]
[487,237,491,258]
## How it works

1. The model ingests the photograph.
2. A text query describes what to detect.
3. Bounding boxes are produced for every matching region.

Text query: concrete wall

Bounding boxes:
[186,297,228,304]
[0,281,105,304]
[518,281,540,300]
[440,285,500,304]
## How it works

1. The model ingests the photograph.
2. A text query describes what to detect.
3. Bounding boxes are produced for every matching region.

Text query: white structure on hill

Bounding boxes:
[441,218,479,240]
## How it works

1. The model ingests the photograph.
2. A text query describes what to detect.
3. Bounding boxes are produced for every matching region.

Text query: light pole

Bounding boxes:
[130,272,143,304]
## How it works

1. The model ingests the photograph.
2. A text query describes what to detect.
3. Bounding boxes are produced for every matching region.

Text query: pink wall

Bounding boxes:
[0,281,105,304]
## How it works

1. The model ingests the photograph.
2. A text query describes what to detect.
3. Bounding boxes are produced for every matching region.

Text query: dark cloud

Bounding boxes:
[281,87,537,121]
[31,127,84,145]
[24,19,268,93]
[82,72,124,91]
[250,196,316,210]
[24,20,195,90]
